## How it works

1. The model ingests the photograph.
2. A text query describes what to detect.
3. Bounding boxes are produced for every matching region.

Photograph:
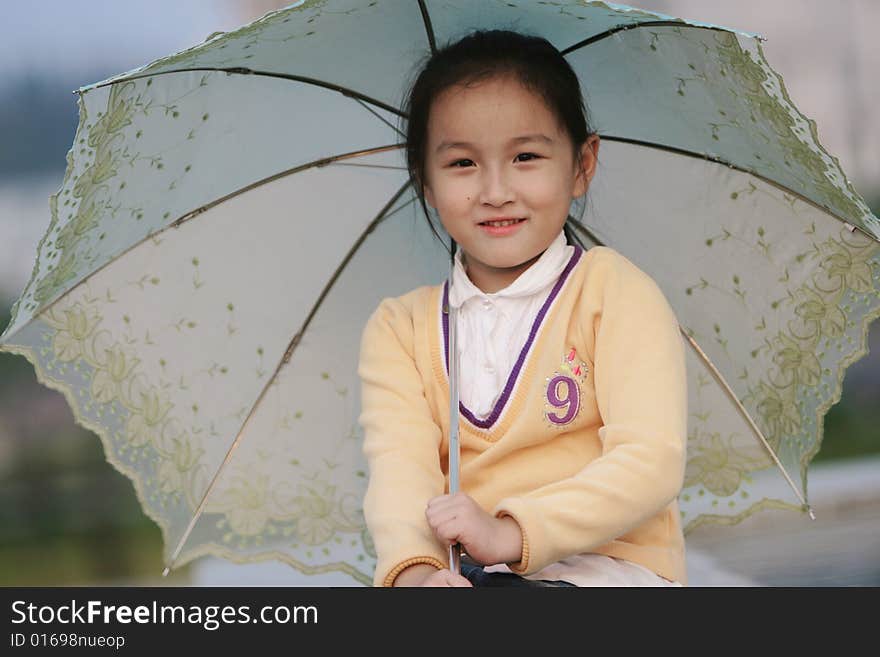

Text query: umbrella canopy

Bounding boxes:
[1,0,878,585]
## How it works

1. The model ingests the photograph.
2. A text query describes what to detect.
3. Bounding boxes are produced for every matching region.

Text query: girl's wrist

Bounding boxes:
[392,563,441,587]
[494,515,524,564]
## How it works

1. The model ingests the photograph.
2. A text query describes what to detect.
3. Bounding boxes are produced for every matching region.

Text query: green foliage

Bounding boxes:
[0,301,35,393]
[815,393,880,462]
[0,526,189,586]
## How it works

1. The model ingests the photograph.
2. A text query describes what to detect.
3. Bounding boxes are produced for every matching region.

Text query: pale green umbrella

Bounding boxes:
[1,0,878,585]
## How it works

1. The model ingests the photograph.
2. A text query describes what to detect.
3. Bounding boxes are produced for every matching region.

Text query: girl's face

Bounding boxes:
[423,75,599,293]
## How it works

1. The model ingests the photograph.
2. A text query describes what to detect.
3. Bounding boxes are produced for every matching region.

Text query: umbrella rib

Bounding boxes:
[566,220,816,520]
[600,134,879,244]
[0,143,406,349]
[87,68,405,118]
[680,330,815,520]
[329,162,408,171]
[417,0,438,56]
[560,20,762,57]
[353,97,406,138]
[162,180,415,575]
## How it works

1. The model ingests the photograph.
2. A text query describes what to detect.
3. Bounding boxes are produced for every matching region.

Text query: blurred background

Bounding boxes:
[0,0,877,587]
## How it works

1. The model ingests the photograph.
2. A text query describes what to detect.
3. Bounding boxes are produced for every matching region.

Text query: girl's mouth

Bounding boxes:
[478,218,527,236]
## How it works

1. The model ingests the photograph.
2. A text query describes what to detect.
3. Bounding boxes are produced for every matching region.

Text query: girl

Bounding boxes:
[358,29,687,587]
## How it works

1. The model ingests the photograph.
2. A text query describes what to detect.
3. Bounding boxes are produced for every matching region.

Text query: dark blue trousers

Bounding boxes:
[459,561,576,587]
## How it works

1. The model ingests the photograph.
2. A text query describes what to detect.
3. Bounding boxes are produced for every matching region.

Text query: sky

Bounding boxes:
[0,1,258,86]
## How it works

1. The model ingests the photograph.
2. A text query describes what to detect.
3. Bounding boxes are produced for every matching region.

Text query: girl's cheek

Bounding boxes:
[445,183,475,207]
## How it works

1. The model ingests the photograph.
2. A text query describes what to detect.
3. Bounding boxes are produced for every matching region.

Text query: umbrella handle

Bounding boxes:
[447,248,463,578]
[449,543,461,575]
[448,300,462,577]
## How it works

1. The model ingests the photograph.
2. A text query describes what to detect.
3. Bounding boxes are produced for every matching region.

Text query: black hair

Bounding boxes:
[399,28,598,256]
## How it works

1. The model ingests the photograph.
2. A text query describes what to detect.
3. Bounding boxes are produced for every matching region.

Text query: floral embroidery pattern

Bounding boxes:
[3,272,374,584]
[681,223,879,532]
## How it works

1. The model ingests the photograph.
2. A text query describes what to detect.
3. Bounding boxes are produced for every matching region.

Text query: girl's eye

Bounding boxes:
[449,153,541,169]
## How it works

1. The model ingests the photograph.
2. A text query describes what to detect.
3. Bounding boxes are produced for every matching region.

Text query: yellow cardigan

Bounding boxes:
[358,245,688,586]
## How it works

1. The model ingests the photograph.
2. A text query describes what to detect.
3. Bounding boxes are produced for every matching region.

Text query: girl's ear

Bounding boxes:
[572,134,600,198]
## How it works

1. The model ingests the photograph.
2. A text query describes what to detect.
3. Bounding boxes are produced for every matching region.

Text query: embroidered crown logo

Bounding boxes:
[559,346,588,384]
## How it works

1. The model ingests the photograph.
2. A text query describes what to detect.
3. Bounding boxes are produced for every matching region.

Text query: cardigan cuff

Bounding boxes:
[496,511,530,574]
[383,556,445,587]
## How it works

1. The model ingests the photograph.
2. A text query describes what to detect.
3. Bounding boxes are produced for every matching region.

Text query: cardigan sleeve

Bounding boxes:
[493,251,688,575]
[357,296,448,586]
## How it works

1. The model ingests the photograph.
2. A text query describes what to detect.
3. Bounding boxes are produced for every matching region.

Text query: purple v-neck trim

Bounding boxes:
[443,244,584,430]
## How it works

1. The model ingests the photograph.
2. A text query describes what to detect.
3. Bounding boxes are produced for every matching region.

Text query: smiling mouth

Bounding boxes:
[478,218,527,227]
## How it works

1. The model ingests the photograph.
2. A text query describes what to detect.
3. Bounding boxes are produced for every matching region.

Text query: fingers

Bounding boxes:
[430,517,462,546]
[426,491,471,511]
[423,569,473,587]
[425,501,463,541]
[425,492,473,528]
[448,573,473,587]
[425,504,458,530]
[425,502,459,543]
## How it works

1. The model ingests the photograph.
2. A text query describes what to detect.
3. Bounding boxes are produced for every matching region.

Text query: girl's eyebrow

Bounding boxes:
[435,133,553,154]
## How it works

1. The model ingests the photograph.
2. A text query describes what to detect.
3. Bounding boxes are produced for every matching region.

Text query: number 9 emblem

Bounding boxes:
[546,375,579,425]
[544,347,588,427]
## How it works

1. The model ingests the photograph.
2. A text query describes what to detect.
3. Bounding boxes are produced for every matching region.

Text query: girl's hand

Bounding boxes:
[420,568,473,587]
[425,492,523,566]
[393,563,471,587]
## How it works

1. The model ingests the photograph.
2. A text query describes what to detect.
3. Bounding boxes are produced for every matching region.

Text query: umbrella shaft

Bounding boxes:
[449,543,461,575]
[446,252,463,573]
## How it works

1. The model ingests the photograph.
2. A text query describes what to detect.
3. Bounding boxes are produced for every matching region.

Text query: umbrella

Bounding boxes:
[1,0,878,586]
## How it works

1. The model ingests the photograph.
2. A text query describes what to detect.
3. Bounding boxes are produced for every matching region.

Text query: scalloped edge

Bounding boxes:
[594,0,765,40]
[800,255,880,496]
[684,498,804,534]
[172,543,372,586]
[78,1,309,93]
[0,91,89,345]
[754,39,880,242]
[684,251,880,534]
[0,339,374,585]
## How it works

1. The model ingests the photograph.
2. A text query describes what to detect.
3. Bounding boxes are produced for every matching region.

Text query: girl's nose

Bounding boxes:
[479,167,515,206]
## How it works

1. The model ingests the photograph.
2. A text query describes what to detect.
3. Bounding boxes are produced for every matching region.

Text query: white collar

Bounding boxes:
[448,230,573,308]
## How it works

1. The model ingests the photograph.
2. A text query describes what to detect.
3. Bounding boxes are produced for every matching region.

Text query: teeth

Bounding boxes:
[484,219,521,227]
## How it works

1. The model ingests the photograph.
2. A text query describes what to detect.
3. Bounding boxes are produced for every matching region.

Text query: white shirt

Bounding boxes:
[447,230,574,419]
[446,230,682,587]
